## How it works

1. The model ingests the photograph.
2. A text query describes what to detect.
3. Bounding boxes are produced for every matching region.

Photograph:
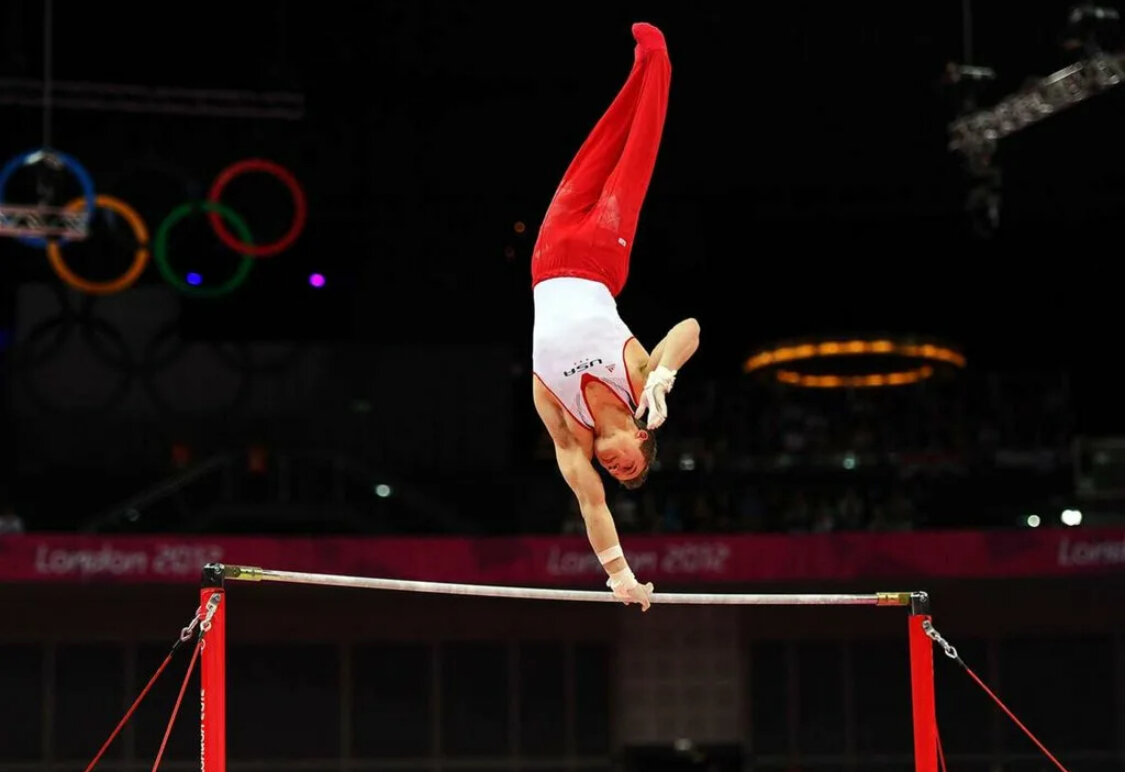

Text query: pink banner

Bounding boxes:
[1,528,1124,585]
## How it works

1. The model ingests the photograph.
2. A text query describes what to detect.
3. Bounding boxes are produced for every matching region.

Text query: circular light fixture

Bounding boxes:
[744,335,965,388]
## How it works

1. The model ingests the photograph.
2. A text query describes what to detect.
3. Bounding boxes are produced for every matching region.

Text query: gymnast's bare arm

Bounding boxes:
[644,317,700,375]
[532,378,654,610]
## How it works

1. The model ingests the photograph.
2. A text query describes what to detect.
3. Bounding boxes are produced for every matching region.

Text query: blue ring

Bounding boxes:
[0,149,97,248]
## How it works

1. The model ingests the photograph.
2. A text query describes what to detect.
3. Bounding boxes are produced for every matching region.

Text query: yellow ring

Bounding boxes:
[775,365,935,388]
[744,339,966,372]
[46,194,150,295]
[745,337,964,389]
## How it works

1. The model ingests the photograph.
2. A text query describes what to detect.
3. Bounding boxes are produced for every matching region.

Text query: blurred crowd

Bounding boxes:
[0,366,1078,536]
[659,369,1073,462]
[555,369,1076,535]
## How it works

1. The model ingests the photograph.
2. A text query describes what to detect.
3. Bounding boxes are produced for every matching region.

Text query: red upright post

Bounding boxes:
[201,564,227,772]
[908,593,938,772]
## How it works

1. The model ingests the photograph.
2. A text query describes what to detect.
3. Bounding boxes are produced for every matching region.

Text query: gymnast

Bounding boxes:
[530,22,700,611]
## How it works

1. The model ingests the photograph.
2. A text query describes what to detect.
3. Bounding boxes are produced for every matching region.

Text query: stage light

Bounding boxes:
[744,336,964,389]
[947,5,1125,155]
[1026,514,1041,528]
[375,484,392,498]
[1061,508,1083,526]
[308,273,325,288]
[186,272,203,286]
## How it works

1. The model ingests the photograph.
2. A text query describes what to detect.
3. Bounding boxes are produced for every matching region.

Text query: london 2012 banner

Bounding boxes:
[1,528,1124,585]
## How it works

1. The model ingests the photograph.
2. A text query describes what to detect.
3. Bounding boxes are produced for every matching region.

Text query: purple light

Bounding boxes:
[308,273,326,288]
[186,272,203,286]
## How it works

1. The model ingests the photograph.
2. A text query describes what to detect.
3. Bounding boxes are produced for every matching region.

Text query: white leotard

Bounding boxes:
[532,277,638,430]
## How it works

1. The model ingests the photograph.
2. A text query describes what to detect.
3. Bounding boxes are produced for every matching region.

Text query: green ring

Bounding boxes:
[154,201,255,297]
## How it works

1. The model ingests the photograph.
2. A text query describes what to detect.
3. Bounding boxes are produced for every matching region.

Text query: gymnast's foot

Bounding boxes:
[632,22,666,58]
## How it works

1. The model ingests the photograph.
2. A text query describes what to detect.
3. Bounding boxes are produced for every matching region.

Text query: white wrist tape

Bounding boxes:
[650,365,677,389]
[597,545,624,565]
[606,566,638,593]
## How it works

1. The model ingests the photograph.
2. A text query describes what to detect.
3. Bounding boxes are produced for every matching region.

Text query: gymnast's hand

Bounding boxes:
[611,576,655,611]
[635,365,676,430]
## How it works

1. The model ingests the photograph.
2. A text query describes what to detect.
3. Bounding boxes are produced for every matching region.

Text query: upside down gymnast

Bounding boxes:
[531,22,700,611]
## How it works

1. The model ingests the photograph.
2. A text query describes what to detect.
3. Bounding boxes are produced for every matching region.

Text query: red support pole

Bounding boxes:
[908,604,938,772]
[201,566,226,772]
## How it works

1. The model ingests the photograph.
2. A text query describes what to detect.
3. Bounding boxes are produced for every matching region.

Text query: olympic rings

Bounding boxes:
[0,148,307,297]
[154,201,256,298]
[207,158,307,257]
[46,195,150,295]
[0,148,96,248]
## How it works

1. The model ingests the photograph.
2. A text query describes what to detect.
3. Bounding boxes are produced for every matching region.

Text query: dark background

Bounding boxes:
[1,4,1125,769]
[1,0,1123,372]
[2,1,1123,530]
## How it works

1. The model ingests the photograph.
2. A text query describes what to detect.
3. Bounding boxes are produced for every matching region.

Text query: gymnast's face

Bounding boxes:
[595,428,650,482]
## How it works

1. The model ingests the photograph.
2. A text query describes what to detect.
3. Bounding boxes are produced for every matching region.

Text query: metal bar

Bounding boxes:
[948,52,1125,152]
[218,564,914,607]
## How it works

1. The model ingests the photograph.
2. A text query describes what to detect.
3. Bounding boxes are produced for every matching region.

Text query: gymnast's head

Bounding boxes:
[595,416,657,489]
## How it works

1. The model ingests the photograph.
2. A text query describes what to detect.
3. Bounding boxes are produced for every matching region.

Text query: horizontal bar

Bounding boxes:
[219,565,913,607]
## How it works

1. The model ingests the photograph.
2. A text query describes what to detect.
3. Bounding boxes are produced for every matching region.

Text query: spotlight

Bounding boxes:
[1061,508,1083,526]
[374,484,392,498]
[308,273,326,288]
[1026,514,1041,528]
[186,272,203,286]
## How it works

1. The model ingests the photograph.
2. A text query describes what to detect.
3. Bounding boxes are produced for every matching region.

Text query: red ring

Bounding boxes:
[206,158,307,257]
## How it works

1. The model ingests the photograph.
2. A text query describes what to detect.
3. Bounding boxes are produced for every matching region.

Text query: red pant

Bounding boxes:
[531,23,671,298]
